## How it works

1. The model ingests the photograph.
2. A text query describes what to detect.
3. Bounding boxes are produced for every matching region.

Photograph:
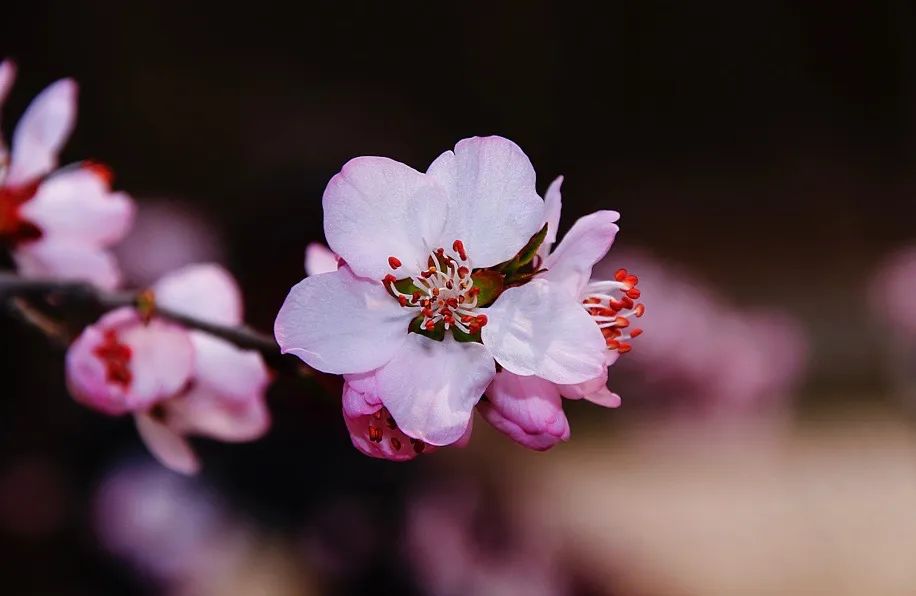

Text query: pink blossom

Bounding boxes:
[405,483,568,596]
[67,307,195,416]
[870,246,916,336]
[93,461,250,586]
[277,136,617,449]
[479,177,634,450]
[0,60,134,289]
[67,264,271,474]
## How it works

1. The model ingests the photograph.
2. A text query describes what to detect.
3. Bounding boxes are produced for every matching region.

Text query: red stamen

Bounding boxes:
[388,256,402,269]
[368,426,383,443]
[586,266,644,354]
[83,161,114,185]
[93,330,133,388]
[452,240,467,261]
[0,180,43,247]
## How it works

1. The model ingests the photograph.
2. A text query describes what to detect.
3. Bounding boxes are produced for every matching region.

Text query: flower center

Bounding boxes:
[0,181,42,247]
[93,330,133,388]
[582,268,644,354]
[383,239,489,335]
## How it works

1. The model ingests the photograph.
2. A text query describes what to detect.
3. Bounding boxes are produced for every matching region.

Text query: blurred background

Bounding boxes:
[3,1,916,593]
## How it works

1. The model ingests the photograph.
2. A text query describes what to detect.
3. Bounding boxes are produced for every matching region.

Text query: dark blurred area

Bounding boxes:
[3,2,916,594]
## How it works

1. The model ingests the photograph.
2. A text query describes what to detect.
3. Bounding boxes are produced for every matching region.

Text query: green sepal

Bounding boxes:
[505,267,548,287]
[499,223,548,276]
[452,326,482,343]
[470,269,505,307]
[408,315,445,341]
[392,277,422,297]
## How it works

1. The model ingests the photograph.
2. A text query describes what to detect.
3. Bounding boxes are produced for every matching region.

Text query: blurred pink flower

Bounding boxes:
[596,250,807,414]
[68,264,271,474]
[0,59,134,289]
[405,483,568,596]
[93,461,251,586]
[277,136,611,449]
[67,307,195,414]
[870,246,916,336]
[114,199,225,287]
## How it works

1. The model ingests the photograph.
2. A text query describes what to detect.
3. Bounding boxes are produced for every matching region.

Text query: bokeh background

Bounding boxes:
[3,1,916,594]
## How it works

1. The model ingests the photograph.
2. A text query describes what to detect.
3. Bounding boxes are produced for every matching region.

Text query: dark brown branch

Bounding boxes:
[0,272,308,375]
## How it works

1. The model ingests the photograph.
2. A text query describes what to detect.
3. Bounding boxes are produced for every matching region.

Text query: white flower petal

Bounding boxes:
[135,413,201,475]
[427,136,545,268]
[20,167,134,245]
[0,60,17,146]
[119,317,196,407]
[323,156,448,280]
[543,210,620,296]
[376,333,495,446]
[14,238,121,290]
[153,263,243,326]
[7,78,77,186]
[482,279,606,384]
[305,242,339,276]
[540,175,563,255]
[274,266,411,374]
[0,60,16,111]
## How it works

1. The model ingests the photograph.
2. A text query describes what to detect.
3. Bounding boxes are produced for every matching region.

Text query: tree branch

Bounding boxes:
[0,272,307,375]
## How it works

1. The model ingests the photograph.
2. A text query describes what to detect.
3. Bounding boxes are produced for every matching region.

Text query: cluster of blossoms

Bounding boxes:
[870,246,916,337]
[1,61,644,467]
[276,136,642,459]
[0,61,270,473]
[67,264,271,474]
[405,481,568,595]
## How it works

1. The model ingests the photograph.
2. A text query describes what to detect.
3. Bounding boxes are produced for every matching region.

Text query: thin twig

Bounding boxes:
[7,297,73,346]
[0,272,308,376]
